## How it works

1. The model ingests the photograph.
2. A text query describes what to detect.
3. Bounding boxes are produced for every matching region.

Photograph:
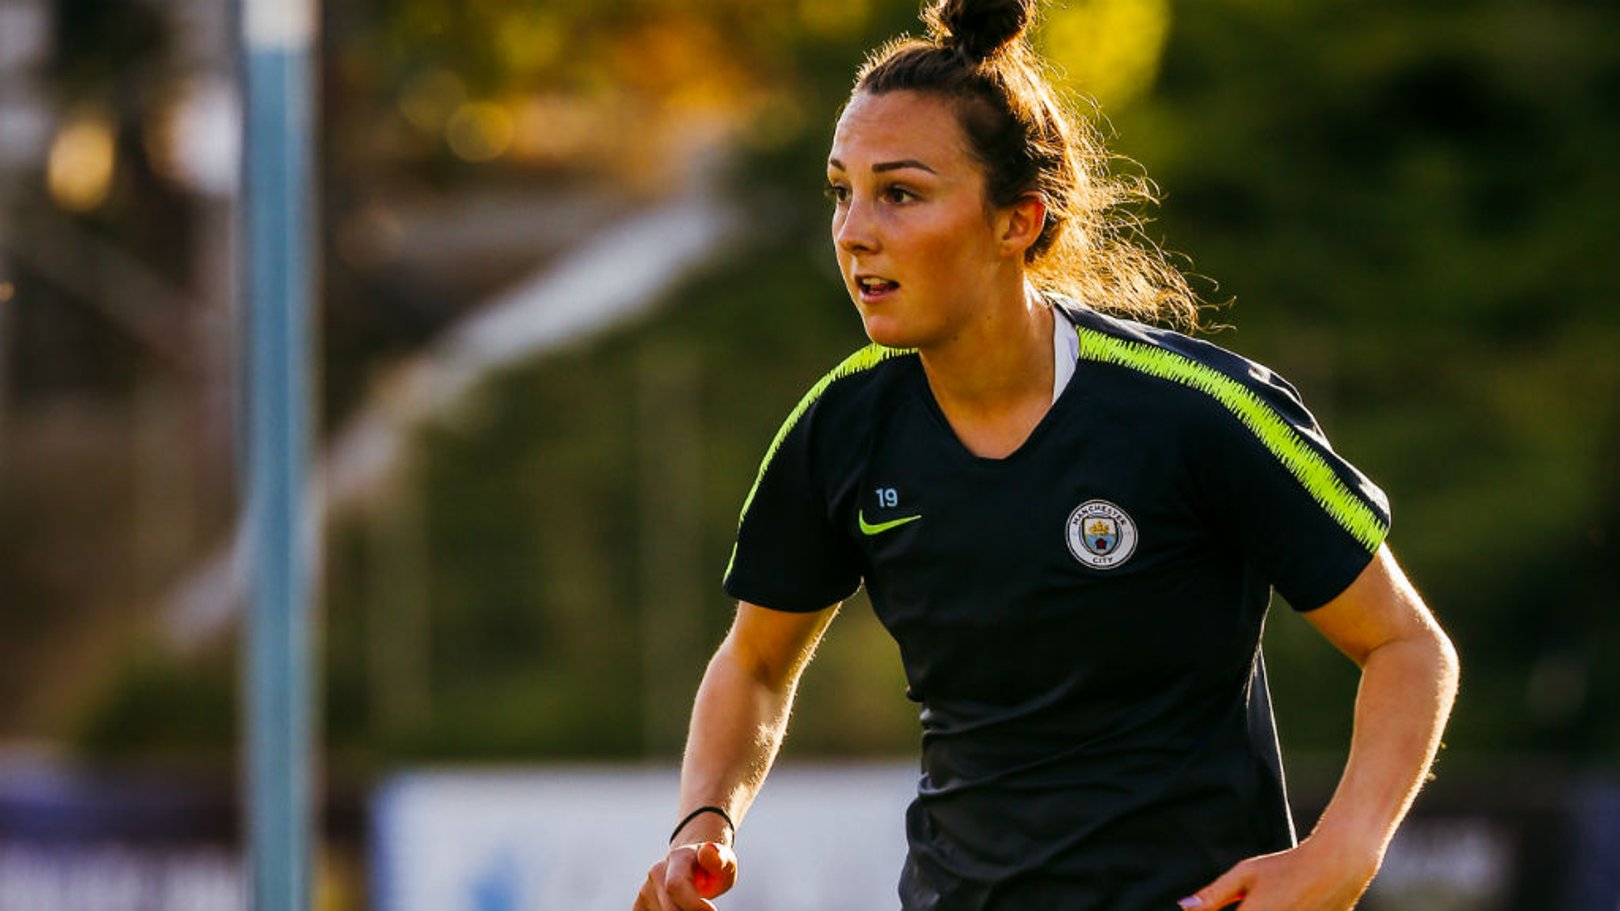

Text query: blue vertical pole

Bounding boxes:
[240,0,316,908]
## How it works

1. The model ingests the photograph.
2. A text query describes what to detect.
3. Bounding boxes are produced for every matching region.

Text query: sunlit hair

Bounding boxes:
[850,0,1200,330]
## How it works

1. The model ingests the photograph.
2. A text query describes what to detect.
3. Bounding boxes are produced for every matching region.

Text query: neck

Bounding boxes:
[918,278,1053,417]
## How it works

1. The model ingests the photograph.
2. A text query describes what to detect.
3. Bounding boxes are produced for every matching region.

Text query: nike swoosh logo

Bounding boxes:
[858,510,921,536]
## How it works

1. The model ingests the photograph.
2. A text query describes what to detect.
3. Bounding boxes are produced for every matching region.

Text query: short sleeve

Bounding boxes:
[722,399,862,612]
[1191,364,1391,611]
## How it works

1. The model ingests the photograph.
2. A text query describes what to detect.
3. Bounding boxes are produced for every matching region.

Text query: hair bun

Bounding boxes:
[926,0,1036,62]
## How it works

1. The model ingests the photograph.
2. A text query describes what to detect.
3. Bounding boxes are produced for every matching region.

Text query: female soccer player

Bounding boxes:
[635,1,1459,908]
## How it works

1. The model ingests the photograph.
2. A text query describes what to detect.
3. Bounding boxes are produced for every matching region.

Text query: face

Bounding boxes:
[826,90,1011,350]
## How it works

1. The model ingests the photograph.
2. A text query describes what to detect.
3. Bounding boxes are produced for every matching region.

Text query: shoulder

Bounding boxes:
[1057,300,1389,553]
[1058,301,1301,406]
[810,341,917,403]
[732,341,913,530]
[1055,300,1319,439]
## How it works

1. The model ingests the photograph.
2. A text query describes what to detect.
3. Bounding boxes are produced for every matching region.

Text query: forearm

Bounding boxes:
[672,637,803,845]
[1307,627,1460,866]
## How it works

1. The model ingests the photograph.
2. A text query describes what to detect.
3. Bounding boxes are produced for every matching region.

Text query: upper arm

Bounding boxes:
[1303,544,1451,668]
[1177,357,1392,613]
[725,600,841,692]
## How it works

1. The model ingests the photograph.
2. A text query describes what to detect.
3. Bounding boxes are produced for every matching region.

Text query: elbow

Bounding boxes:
[1392,616,1460,711]
[1432,624,1461,699]
[1365,617,1459,700]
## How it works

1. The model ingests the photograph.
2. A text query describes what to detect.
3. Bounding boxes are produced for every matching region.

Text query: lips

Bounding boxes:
[855,273,900,301]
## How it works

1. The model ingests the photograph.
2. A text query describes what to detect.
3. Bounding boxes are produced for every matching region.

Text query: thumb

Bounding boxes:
[692,841,738,899]
[1179,865,1249,910]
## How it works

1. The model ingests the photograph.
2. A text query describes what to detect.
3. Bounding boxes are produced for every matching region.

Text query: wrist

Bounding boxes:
[670,805,735,847]
[670,820,733,849]
[1299,826,1384,882]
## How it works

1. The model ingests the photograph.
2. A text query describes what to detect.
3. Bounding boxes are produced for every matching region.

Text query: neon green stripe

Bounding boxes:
[1077,327,1388,553]
[725,343,915,581]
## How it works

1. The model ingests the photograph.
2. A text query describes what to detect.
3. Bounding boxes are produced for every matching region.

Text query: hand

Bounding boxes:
[1177,839,1379,911]
[634,841,738,911]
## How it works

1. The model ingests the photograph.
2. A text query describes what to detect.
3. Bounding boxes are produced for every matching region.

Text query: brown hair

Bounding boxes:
[851,0,1200,330]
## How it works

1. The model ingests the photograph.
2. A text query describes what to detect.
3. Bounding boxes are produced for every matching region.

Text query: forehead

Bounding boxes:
[830,90,973,170]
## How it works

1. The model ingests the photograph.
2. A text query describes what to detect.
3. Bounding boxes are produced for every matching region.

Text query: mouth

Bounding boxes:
[854,273,900,303]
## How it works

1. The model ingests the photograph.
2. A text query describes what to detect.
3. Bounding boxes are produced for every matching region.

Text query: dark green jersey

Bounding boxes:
[723,302,1390,911]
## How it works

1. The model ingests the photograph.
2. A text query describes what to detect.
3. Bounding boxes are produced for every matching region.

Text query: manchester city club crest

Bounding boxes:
[1066,499,1138,569]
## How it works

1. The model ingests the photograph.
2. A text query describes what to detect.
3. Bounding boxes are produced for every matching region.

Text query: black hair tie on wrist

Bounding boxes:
[669,805,734,844]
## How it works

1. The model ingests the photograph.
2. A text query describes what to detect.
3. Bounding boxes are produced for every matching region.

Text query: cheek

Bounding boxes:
[909,214,988,279]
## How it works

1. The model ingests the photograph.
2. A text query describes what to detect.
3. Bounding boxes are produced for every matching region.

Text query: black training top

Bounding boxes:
[722,302,1390,911]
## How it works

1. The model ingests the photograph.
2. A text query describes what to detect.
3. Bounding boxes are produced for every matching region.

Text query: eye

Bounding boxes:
[883,184,917,204]
[824,182,850,205]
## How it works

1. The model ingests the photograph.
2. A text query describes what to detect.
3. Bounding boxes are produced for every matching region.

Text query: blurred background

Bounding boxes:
[0,0,1617,908]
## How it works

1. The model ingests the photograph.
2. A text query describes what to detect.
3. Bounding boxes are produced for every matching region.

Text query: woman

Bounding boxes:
[635,1,1459,908]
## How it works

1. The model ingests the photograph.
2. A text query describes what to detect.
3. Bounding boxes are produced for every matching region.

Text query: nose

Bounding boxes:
[835,197,879,255]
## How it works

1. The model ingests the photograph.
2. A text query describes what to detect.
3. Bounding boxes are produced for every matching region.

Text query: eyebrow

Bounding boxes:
[827,158,937,174]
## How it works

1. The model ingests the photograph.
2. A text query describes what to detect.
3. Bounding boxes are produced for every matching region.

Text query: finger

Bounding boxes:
[633,880,659,911]
[662,854,719,911]
[656,877,694,911]
[664,879,717,911]
[638,866,667,911]
[693,842,738,898]
[692,863,715,898]
[646,861,692,911]
[644,864,679,911]
[1180,865,1251,910]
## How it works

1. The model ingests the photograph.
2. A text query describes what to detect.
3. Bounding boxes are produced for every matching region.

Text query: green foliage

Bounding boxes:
[75,647,236,763]
[319,238,921,764]
[1112,1,1620,756]
[317,0,1620,764]
[70,0,1620,767]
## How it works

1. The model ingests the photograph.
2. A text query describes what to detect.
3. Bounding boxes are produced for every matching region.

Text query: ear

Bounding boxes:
[997,193,1048,259]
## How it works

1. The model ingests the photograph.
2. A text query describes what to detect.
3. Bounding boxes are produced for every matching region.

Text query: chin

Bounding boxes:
[857,313,919,350]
